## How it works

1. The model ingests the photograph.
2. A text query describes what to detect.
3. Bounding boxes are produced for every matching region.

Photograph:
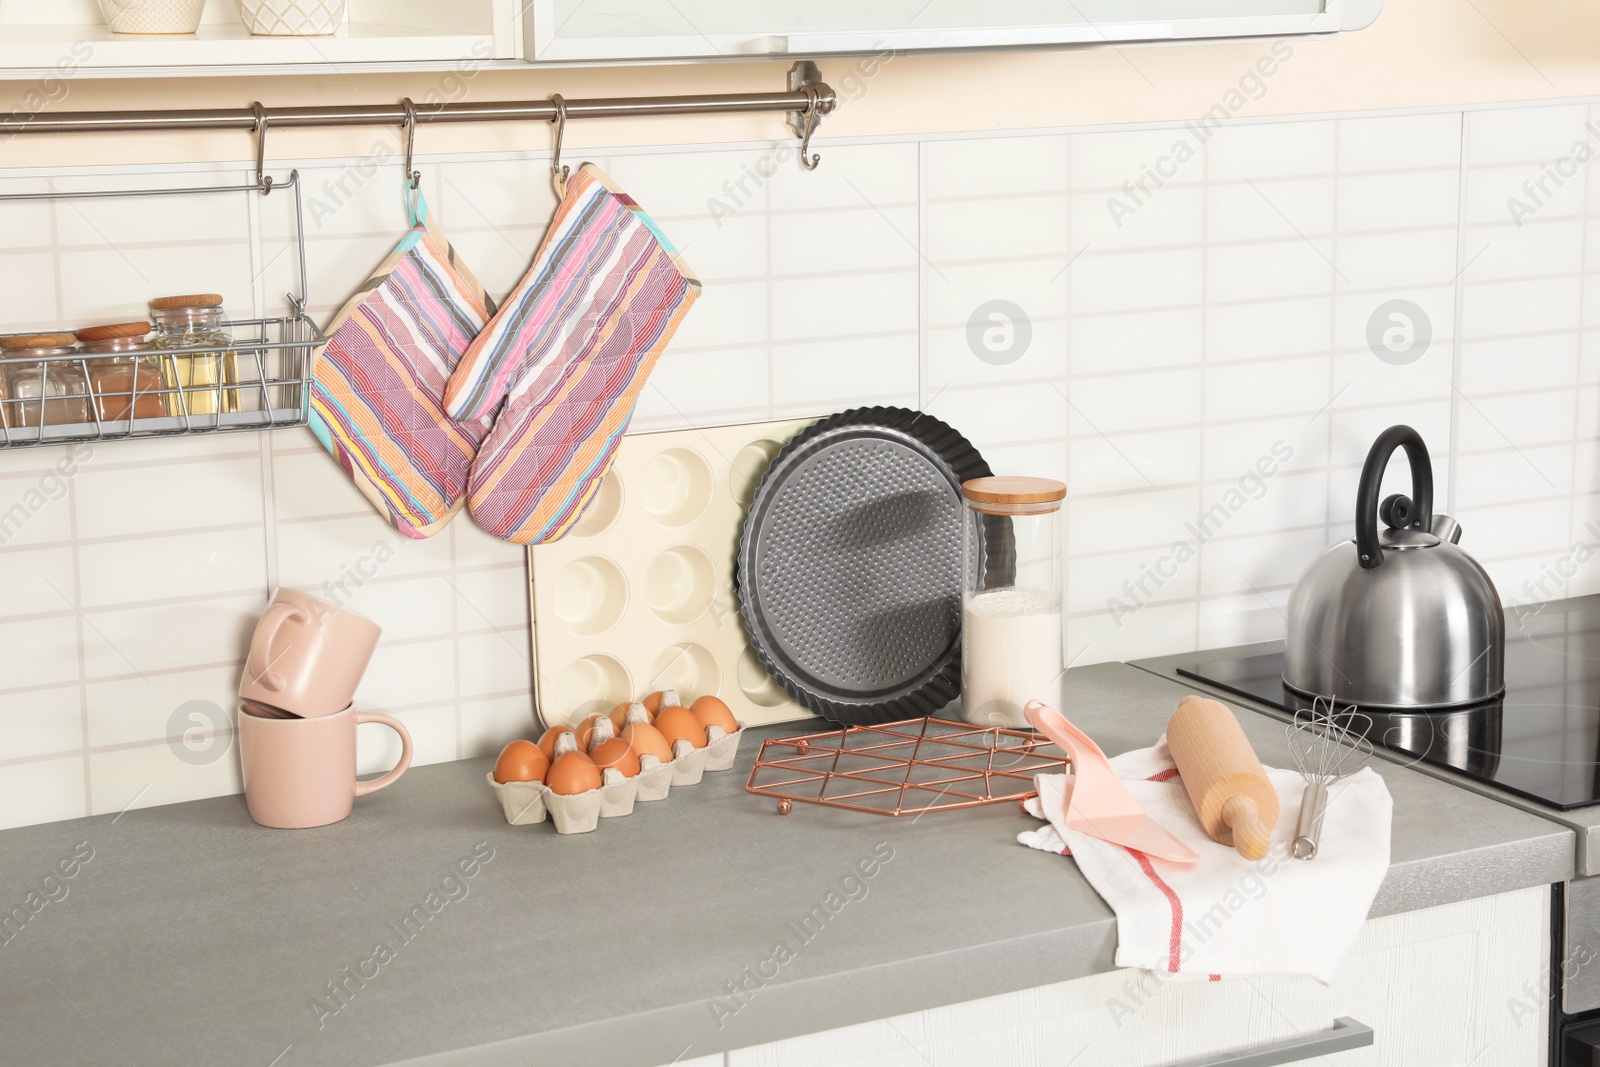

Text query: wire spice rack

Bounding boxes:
[0,172,318,449]
[745,718,1070,817]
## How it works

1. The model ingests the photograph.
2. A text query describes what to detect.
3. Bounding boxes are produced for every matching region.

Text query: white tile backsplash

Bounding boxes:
[1465,103,1595,165]
[1207,178,1335,243]
[1336,113,1462,173]
[1208,239,1336,304]
[0,758,86,830]
[927,196,1071,261]
[0,686,83,764]
[1210,300,1329,367]
[88,741,241,816]
[1074,248,1206,314]
[0,98,1598,829]
[773,204,919,273]
[925,135,1071,198]
[1337,170,1461,232]
[763,142,920,211]
[84,666,237,750]
[773,335,919,410]
[1206,121,1338,180]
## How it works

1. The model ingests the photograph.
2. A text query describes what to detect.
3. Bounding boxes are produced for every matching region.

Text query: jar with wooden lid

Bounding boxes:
[79,322,166,422]
[149,294,240,415]
[960,476,1068,728]
[0,334,92,429]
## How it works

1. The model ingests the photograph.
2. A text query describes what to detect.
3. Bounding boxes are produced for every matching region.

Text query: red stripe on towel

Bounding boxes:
[1147,768,1179,783]
[1132,850,1184,973]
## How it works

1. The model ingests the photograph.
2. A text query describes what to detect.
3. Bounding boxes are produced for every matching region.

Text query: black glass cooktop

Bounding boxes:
[1176,595,1600,811]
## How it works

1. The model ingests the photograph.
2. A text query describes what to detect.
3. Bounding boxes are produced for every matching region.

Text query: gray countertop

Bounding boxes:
[0,663,1574,1067]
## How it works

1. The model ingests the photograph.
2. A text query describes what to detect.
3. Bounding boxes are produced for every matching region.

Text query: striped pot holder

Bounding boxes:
[310,192,495,540]
[444,163,700,545]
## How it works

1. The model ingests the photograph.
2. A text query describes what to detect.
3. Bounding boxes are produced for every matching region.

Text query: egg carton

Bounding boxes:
[486,724,744,835]
[526,418,816,731]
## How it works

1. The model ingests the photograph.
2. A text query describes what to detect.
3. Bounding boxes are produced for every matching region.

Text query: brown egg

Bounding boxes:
[545,750,602,795]
[573,714,605,752]
[493,739,549,784]
[590,736,641,777]
[606,701,640,734]
[536,725,574,761]
[691,695,738,736]
[641,689,682,714]
[654,704,707,749]
[622,720,674,764]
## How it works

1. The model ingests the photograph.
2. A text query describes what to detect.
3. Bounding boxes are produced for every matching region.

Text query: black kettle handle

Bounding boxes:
[1355,425,1433,570]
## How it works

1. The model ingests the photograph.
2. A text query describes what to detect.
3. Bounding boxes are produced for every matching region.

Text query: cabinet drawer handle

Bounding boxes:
[1169,1017,1374,1067]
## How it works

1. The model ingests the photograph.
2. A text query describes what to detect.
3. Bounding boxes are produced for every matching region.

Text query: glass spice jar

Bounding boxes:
[0,333,92,429]
[149,294,240,416]
[78,321,166,422]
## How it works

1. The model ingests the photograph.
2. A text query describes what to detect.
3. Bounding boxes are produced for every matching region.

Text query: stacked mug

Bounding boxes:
[237,589,412,828]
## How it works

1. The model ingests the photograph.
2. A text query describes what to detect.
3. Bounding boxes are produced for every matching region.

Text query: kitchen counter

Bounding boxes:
[0,663,1574,1067]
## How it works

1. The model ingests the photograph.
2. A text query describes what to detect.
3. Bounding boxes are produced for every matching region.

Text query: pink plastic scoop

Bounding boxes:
[1025,700,1199,865]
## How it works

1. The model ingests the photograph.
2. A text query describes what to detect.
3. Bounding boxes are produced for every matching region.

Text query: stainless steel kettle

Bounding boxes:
[1283,425,1504,709]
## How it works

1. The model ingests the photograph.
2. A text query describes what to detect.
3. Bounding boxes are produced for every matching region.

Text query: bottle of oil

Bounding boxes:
[149,294,239,416]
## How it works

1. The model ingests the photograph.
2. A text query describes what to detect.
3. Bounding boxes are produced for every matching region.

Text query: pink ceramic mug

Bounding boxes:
[238,703,412,829]
[240,588,381,718]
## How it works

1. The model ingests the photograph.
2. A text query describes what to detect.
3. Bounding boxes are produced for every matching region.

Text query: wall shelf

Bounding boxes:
[0,0,519,79]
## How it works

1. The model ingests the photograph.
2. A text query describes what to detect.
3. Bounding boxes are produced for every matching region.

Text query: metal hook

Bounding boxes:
[785,61,828,172]
[400,98,421,190]
[251,102,274,195]
[549,94,570,197]
[796,84,821,172]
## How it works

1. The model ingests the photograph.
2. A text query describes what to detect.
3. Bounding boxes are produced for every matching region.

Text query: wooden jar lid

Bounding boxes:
[961,476,1067,506]
[150,294,223,310]
[1,333,76,350]
[76,321,151,343]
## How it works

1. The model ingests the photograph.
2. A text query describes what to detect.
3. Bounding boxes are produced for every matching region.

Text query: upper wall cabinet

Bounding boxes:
[0,0,1379,78]
[522,0,1382,62]
[0,0,521,78]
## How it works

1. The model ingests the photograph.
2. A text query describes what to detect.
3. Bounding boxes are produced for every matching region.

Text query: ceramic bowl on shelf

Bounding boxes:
[97,0,206,34]
[236,0,348,35]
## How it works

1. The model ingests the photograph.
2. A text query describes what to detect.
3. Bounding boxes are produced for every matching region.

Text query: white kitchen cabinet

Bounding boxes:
[0,0,522,78]
[0,0,1382,78]
[522,0,1382,63]
[721,886,1550,1067]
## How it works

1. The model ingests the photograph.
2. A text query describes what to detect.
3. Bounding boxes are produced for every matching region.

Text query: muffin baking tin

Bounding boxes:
[527,418,817,730]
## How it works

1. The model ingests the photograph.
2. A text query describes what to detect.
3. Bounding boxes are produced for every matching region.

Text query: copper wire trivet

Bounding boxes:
[745,717,1069,817]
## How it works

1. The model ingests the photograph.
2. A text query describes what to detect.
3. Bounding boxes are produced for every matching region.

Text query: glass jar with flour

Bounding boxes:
[960,476,1067,728]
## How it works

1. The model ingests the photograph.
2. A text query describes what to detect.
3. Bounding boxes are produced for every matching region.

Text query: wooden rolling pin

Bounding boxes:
[1166,695,1280,861]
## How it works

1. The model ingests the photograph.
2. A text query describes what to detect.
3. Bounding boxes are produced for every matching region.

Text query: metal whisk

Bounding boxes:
[1285,698,1374,860]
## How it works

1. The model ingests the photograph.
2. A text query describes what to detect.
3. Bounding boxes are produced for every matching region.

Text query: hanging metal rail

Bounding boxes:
[0,63,836,449]
[0,60,838,179]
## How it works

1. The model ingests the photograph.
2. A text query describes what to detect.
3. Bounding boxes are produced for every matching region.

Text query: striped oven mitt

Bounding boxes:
[444,163,700,544]
[310,192,494,539]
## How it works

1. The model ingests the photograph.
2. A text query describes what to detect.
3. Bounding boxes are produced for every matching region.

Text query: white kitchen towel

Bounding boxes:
[1018,736,1391,984]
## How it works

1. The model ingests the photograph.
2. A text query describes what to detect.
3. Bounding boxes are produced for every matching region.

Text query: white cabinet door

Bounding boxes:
[0,0,522,77]
[728,886,1550,1067]
[523,0,1379,64]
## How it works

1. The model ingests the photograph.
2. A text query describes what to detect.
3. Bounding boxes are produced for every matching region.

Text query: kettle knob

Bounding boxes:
[1379,493,1414,530]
